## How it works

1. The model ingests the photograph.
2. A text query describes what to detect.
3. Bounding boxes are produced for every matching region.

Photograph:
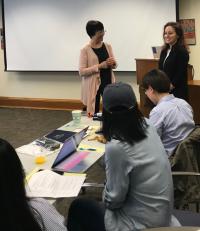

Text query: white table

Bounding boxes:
[18,115,103,174]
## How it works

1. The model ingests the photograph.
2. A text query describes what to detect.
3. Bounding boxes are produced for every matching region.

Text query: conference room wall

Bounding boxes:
[179,0,200,80]
[0,0,199,103]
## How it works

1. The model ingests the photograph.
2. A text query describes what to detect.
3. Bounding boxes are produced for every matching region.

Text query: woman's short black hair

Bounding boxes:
[142,69,170,93]
[86,20,104,38]
[102,104,148,145]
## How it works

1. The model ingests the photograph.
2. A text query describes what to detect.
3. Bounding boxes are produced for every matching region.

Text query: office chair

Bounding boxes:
[82,126,200,211]
[170,126,200,211]
[173,209,200,227]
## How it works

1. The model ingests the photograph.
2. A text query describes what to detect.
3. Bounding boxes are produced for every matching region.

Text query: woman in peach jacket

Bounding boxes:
[79,20,117,117]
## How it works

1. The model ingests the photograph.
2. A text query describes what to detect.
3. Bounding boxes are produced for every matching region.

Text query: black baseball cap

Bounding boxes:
[103,82,137,113]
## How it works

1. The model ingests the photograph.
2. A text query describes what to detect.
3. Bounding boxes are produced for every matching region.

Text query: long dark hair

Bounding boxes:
[0,138,42,231]
[162,21,189,52]
[102,104,148,145]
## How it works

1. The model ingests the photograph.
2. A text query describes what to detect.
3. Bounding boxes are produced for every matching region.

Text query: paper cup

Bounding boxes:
[72,110,82,125]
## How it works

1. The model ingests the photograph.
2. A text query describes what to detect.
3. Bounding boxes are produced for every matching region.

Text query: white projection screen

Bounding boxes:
[2,0,176,71]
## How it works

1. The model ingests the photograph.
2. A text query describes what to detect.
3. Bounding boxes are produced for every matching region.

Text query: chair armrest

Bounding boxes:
[172,171,200,176]
[82,182,104,188]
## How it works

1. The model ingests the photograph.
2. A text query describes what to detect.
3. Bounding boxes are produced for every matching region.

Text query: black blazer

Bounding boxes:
[159,44,189,101]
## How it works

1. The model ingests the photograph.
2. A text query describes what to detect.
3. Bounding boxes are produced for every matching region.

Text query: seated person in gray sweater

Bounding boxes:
[142,69,195,157]
[67,82,179,231]
[0,138,67,231]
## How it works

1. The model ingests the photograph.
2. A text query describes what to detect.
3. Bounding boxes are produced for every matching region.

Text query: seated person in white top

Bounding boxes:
[142,69,195,157]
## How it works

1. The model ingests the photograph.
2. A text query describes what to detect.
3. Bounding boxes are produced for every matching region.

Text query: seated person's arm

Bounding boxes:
[149,109,163,137]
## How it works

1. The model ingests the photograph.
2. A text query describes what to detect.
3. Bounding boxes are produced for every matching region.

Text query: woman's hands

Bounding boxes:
[106,57,116,68]
[98,57,116,70]
[98,61,107,69]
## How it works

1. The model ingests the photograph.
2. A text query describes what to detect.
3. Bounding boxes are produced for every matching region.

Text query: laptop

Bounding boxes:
[51,127,103,173]
[151,46,162,59]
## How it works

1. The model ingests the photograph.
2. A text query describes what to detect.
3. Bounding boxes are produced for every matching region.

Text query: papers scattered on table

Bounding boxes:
[26,169,86,198]
[16,142,56,156]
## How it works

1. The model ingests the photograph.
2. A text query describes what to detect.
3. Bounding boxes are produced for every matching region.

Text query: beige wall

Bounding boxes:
[0,45,138,101]
[1,1,199,103]
[179,0,200,80]
[0,49,138,100]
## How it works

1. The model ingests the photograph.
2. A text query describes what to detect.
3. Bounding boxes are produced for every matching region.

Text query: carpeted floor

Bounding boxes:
[0,107,105,216]
[0,108,72,148]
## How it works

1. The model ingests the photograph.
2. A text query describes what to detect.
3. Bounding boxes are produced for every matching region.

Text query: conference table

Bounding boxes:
[17,114,105,183]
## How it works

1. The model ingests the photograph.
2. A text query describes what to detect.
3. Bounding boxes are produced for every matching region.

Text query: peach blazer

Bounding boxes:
[79,42,116,115]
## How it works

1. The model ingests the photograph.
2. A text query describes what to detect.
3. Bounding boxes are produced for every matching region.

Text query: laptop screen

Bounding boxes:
[151,46,162,59]
[73,126,89,147]
[52,138,76,167]
[52,126,89,167]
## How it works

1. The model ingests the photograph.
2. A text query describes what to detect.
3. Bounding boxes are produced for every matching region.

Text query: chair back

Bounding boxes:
[170,126,200,209]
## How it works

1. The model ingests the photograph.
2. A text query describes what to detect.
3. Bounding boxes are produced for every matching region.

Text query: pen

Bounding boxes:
[79,148,96,151]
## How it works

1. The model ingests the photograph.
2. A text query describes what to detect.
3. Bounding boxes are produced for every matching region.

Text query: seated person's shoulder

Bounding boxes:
[106,139,123,151]
[149,104,165,118]
[106,139,129,159]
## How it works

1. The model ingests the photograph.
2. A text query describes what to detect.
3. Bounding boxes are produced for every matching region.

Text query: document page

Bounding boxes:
[26,169,86,198]
[16,142,56,156]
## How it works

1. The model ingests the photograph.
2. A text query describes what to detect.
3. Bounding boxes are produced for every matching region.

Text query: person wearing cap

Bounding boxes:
[142,69,195,157]
[79,20,117,117]
[67,82,179,231]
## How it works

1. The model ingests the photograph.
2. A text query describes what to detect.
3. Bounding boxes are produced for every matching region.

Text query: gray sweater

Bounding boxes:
[103,124,175,231]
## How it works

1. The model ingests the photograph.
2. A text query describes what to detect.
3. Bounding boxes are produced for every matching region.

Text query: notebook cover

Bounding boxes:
[45,130,75,143]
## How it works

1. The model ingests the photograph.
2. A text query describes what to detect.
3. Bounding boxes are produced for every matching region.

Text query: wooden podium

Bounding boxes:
[135,59,194,118]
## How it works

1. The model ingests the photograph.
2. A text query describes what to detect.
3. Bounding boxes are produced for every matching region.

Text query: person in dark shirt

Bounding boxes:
[159,22,189,101]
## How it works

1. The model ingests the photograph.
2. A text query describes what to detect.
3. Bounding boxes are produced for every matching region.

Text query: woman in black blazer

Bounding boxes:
[159,22,189,101]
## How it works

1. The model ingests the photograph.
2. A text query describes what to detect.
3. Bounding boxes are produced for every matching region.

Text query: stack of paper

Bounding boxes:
[26,169,86,198]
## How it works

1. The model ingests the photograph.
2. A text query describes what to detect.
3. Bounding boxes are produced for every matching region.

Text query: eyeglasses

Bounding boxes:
[141,87,149,95]
[95,30,106,36]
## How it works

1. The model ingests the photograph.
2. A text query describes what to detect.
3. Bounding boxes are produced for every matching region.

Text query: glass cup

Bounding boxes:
[72,110,82,125]
[34,146,46,164]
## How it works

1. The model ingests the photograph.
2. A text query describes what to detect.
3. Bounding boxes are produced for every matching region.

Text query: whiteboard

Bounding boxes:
[3,0,176,71]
